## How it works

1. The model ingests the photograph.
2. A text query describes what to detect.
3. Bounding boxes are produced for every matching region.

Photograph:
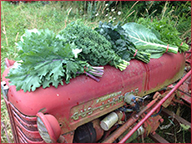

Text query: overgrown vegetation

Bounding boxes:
[1,1,191,143]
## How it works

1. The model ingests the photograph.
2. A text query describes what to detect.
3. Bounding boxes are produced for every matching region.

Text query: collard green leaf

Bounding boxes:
[137,17,189,53]
[122,22,178,58]
[95,22,133,62]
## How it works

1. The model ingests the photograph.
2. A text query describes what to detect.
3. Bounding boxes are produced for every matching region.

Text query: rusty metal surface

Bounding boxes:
[177,81,191,104]
[161,90,175,108]
[62,131,74,143]
[92,119,104,141]
[180,94,191,104]
[142,113,162,136]
[3,97,20,143]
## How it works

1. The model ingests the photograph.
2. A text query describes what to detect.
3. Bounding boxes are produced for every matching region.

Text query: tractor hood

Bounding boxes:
[2,52,185,133]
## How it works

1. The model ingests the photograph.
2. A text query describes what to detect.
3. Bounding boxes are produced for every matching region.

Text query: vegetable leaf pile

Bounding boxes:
[95,22,151,63]
[6,20,188,92]
[95,22,134,62]
[7,29,103,92]
[58,21,129,70]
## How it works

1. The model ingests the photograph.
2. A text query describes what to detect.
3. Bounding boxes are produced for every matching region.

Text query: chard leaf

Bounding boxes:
[137,17,189,53]
[122,22,178,58]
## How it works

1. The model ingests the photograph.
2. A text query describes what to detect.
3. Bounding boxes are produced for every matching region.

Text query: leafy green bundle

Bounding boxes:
[122,22,179,59]
[137,18,189,53]
[7,29,104,92]
[95,22,151,63]
[58,21,129,71]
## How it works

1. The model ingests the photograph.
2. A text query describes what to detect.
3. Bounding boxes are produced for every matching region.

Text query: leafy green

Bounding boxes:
[95,21,151,63]
[6,29,103,92]
[137,17,189,53]
[95,21,133,62]
[7,20,185,92]
[58,20,129,71]
[180,123,190,131]
[122,22,178,59]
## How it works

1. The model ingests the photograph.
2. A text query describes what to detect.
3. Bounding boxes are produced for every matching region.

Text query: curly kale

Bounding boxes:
[59,21,129,70]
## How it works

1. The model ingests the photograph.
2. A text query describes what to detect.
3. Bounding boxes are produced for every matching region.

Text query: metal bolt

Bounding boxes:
[59,123,63,127]
[159,118,164,123]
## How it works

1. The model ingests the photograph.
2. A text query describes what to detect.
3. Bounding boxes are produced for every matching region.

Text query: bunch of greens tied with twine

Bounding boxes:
[7,20,189,92]
[95,22,185,63]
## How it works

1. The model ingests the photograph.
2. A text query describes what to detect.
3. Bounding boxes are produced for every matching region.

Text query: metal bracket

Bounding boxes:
[1,81,9,100]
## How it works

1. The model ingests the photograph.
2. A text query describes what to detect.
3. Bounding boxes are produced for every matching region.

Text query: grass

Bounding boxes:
[1,1,191,143]
[1,96,14,143]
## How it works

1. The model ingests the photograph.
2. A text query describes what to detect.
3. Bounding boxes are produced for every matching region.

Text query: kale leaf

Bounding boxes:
[6,29,102,92]
[58,20,129,70]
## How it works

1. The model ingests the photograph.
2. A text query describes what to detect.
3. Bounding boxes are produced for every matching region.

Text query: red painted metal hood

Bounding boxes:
[2,53,185,133]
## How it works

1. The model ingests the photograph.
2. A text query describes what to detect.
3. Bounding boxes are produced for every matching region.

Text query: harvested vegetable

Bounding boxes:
[137,18,189,53]
[95,21,151,63]
[6,20,186,92]
[122,22,179,59]
[7,29,104,92]
[58,20,129,71]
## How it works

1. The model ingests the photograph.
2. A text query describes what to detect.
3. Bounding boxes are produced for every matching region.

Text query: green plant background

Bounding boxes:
[1,1,191,143]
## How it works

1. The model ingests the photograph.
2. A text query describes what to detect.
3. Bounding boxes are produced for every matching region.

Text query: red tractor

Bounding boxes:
[1,49,191,143]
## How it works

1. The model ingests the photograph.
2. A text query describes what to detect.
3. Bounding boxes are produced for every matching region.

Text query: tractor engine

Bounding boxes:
[1,52,190,143]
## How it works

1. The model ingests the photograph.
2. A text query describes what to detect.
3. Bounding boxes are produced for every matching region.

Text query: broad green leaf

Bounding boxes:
[48,60,65,81]
[122,22,178,57]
